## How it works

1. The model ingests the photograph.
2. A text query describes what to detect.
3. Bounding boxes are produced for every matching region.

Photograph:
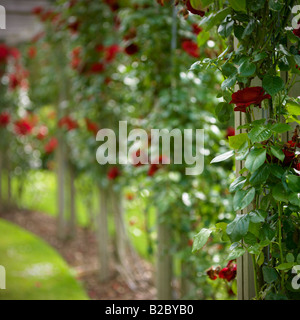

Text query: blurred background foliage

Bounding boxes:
[0,0,237,300]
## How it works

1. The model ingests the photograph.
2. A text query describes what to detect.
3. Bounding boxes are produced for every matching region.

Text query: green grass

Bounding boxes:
[0,219,89,300]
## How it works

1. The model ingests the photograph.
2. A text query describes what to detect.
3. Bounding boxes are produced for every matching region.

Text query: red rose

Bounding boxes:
[125,44,139,56]
[132,149,148,167]
[90,62,105,73]
[85,118,99,136]
[0,44,10,63]
[32,7,44,16]
[58,116,78,131]
[186,0,205,16]
[219,260,237,282]
[9,74,21,90]
[0,112,10,127]
[148,155,169,176]
[192,23,203,35]
[45,137,58,154]
[28,46,37,59]
[71,57,81,70]
[105,44,121,63]
[10,48,20,60]
[14,119,33,136]
[293,20,300,38]
[148,164,159,177]
[96,44,105,53]
[107,167,121,180]
[104,0,119,12]
[123,28,137,41]
[36,125,48,140]
[230,87,271,113]
[226,127,235,139]
[283,149,296,165]
[206,266,221,281]
[181,40,200,58]
[295,163,300,171]
[68,20,80,33]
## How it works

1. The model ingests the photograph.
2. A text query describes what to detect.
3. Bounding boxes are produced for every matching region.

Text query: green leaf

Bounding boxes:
[229,133,248,150]
[272,183,289,202]
[227,214,250,242]
[270,164,285,179]
[192,228,212,252]
[271,146,285,162]
[191,0,214,8]
[211,150,234,164]
[271,123,292,134]
[233,188,256,211]
[286,253,295,263]
[229,176,247,193]
[244,232,257,246]
[286,175,300,193]
[294,54,300,66]
[234,25,245,39]
[253,52,267,62]
[249,210,268,223]
[279,56,291,71]
[245,148,267,172]
[221,75,237,90]
[260,194,271,211]
[248,125,272,143]
[257,252,265,267]
[249,0,266,11]
[238,59,256,77]
[228,0,246,12]
[215,102,232,122]
[289,193,300,207]
[202,8,232,31]
[263,266,279,283]
[197,31,210,47]
[249,163,271,186]
[228,247,246,260]
[269,0,284,11]
[248,243,261,255]
[242,19,256,39]
[262,75,284,96]
[216,222,229,241]
[221,62,237,77]
[190,0,202,9]
[277,263,295,271]
[218,19,234,38]
[286,101,300,116]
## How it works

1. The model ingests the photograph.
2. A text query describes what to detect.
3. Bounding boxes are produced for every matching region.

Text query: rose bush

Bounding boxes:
[184,0,300,300]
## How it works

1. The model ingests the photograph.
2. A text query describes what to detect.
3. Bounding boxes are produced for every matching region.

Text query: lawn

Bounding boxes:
[0,219,88,300]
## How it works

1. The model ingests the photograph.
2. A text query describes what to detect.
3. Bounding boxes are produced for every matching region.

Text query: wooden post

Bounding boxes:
[0,152,2,211]
[156,216,173,300]
[68,167,76,238]
[57,127,66,240]
[97,187,111,282]
[235,110,256,300]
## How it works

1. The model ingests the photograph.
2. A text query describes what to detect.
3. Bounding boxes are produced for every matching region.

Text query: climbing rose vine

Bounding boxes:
[183,0,300,300]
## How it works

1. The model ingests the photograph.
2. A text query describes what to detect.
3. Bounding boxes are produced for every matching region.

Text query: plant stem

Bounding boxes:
[278,203,285,291]
[251,254,259,300]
